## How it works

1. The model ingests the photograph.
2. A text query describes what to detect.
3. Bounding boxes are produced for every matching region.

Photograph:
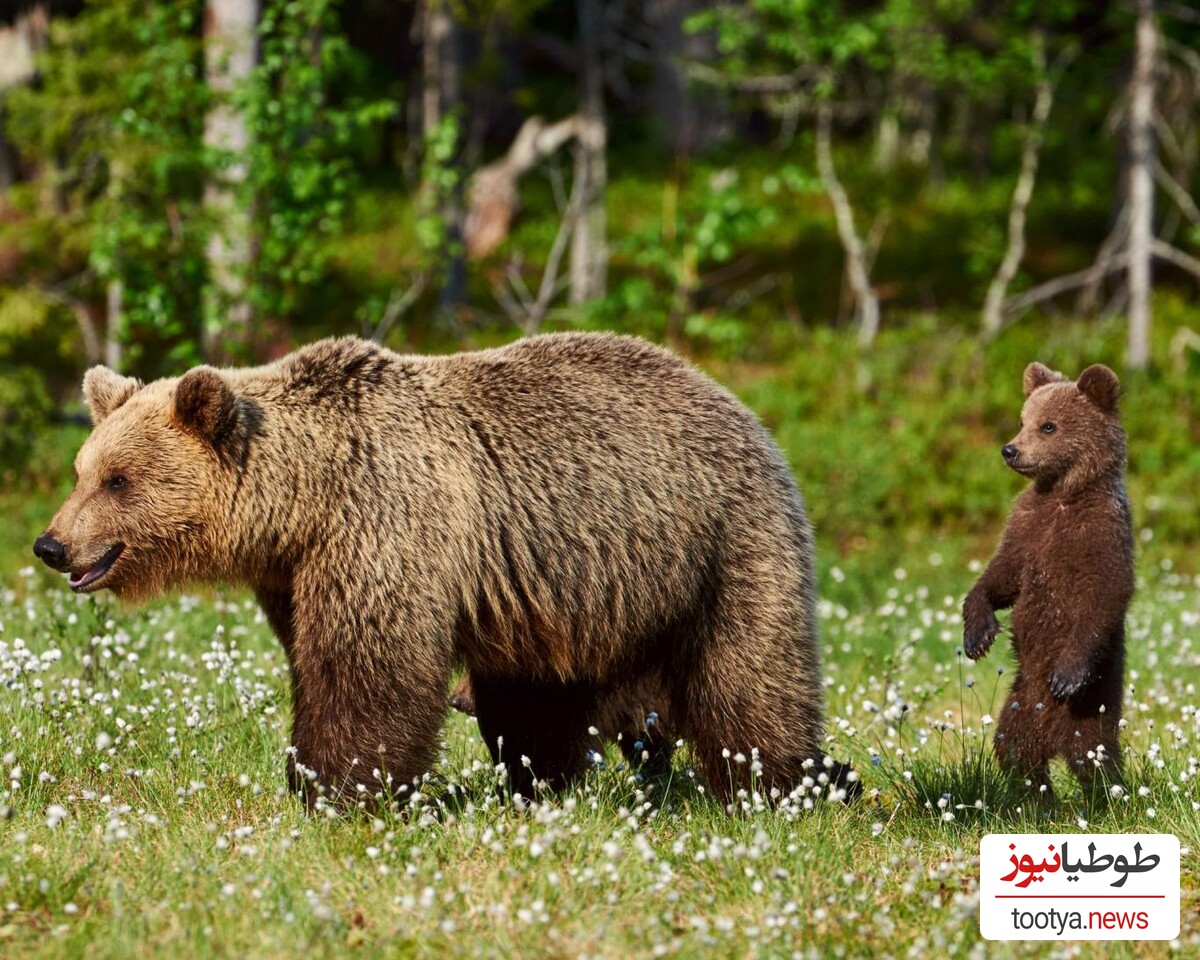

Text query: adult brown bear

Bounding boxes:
[35,334,847,806]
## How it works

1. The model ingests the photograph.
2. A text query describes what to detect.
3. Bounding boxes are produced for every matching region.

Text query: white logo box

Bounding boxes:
[980,834,1180,941]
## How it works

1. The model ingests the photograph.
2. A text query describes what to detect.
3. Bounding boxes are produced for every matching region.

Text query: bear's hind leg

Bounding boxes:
[994,683,1055,805]
[1066,710,1124,804]
[472,676,596,797]
[680,589,824,804]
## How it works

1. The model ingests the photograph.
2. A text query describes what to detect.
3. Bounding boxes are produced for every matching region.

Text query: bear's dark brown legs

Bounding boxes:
[1065,711,1124,804]
[994,680,1056,804]
[288,679,447,810]
[614,715,674,777]
[471,676,597,797]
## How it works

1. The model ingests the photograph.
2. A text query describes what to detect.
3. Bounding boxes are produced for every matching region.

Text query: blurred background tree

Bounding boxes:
[0,0,1197,565]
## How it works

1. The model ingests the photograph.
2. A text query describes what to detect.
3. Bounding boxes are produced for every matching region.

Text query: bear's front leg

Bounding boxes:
[279,590,454,809]
[962,536,1022,660]
[962,593,1000,661]
[287,664,449,809]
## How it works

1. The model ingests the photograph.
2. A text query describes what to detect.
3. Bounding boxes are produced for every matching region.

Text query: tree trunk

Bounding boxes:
[104,279,123,371]
[569,0,608,306]
[982,40,1056,336]
[422,0,466,318]
[203,0,259,360]
[646,0,726,157]
[816,104,879,349]
[1127,0,1158,370]
[0,5,50,190]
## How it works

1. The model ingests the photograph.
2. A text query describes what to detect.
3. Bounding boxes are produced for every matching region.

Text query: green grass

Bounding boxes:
[0,552,1196,958]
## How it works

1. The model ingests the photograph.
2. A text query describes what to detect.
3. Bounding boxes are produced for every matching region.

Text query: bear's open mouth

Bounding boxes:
[69,542,125,592]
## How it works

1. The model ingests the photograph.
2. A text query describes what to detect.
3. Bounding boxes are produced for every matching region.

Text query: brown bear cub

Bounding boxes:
[34,334,850,808]
[963,362,1133,799]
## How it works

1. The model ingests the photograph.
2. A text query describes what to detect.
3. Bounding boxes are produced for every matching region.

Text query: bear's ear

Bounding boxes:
[82,366,142,425]
[1022,361,1065,397]
[1076,364,1120,413]
[174,367,239,451]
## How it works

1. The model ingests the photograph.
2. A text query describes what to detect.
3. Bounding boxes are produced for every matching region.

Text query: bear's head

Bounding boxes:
[1001,362,1125,493]
[34,365,255,600]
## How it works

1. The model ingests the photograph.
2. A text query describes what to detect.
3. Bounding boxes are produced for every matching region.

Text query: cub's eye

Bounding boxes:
[1040,422,1056,435]
[105,474,128,491]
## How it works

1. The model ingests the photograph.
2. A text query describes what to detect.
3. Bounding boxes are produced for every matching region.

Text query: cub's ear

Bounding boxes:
[82,366,142,424]
[1022,361,1065,397]
[174,367,239,451]
[1076,364,1120,413]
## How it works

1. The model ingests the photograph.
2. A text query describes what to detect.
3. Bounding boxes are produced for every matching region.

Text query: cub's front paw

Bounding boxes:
[1048,665,1092,700]
[963,609,999,660]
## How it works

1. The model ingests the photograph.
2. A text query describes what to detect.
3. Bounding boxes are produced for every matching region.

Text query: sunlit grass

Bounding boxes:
[0,552,1195,958]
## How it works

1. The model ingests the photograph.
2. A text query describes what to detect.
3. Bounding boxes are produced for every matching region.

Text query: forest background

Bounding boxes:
[0,0,1197,574]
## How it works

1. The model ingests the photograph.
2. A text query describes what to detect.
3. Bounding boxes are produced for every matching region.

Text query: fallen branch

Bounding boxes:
[816,103,880,349]
[493,164,587,336]
[367,272,428,344]
[464,114,584,260]
[34,275,102,366]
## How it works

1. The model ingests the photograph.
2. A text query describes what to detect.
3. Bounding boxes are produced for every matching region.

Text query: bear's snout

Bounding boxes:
[1001,443,1019,464]
[33,533,69,572]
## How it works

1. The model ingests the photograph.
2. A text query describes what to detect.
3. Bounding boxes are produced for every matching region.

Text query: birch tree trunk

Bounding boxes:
[569,0,608,305]
[981,40,1057,337]
[1127,0,1158,370]
[104,280,123,371]
[203,0,259,360]
[816,104,879,349]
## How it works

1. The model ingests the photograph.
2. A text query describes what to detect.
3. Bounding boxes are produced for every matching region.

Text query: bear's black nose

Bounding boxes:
[33,534,68,571]
[1001,444,1018,463]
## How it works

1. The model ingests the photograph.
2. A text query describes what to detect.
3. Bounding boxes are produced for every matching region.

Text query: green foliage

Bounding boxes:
[8,0,210,371]
[589,167,780,351]
[0,288,75,476]
[234,0,396,324]
[724,309,1200,567]
[415,111,464,263]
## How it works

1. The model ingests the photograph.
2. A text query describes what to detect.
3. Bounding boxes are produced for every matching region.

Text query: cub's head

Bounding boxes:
[1001,362,1125,492]
[33,365,252,600]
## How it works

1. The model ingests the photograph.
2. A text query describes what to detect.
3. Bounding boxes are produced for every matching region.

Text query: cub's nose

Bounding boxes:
[33,534,68,571]
[1001,444,1019,463]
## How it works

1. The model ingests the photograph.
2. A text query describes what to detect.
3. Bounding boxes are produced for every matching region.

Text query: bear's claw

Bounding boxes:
[1048,666,1091,700]
[962,611,999,660]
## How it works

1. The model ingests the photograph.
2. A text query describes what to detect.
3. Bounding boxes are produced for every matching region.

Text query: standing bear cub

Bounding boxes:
[963,362,1133,798]
[35,334,841,807]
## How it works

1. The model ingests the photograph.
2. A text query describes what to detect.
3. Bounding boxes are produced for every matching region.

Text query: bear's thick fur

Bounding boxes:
[38,334,835,805]
[963,362,1133,798]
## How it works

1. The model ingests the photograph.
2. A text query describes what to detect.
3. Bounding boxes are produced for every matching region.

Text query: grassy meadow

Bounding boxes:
[0,324,1197,958]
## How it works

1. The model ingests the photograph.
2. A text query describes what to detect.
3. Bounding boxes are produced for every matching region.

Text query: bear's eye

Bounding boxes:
[104,474,128,491]
[1040,422,1056,435]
